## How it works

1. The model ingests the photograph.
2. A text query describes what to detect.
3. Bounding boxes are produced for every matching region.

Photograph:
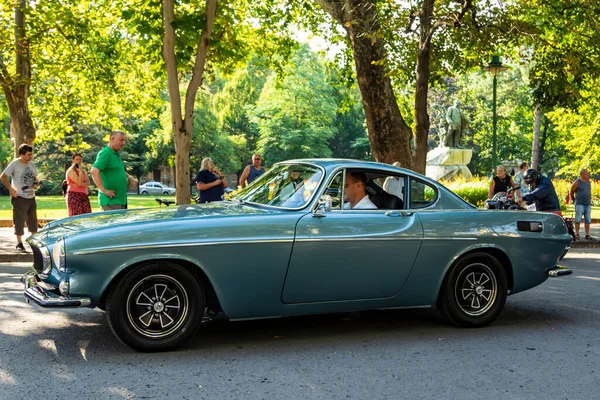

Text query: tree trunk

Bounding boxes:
[413,0,435,175]
[162,0,216,205]
[531,104,541,170]
[0,0,35,156]
[315,0,413,168]
[3,88,36,156]
[539,115,549,169]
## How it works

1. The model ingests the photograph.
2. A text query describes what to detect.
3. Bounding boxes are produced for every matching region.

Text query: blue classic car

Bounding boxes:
[22,159,572,351]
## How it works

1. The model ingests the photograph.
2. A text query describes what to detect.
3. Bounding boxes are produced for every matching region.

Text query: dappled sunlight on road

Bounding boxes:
[0,368,15,385]
[563,249,600,261]
[575,275,600,281]
[104,387,138,398]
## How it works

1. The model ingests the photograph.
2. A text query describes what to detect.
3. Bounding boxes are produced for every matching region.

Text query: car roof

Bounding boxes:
[275,158,423,179]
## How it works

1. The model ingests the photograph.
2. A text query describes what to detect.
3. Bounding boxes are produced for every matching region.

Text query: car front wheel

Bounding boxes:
[437,252,507,328]
[105,261,204,352]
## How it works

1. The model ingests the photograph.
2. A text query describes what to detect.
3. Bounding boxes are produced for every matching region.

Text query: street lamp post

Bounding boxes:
[483,56,507,173]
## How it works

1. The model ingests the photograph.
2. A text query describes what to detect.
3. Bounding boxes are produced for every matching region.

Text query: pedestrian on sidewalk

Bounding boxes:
[65,153,92,216]
[90,130,137,211]
[513,162,530,201]
[240,154,265,189]
[569,168,593,240]
[0,144,39,251]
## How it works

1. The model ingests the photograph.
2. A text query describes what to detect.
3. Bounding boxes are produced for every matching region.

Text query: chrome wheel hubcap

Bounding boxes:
[454,263,497,317]
[126,274,189,339]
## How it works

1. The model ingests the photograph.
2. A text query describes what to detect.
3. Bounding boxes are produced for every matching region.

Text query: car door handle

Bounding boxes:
[385,211,402,217]
[401,211,413,217]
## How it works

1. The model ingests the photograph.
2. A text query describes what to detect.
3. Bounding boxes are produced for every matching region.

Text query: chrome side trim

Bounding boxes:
[72,235,477,254]
[423,237,478,241]
[296,237,422,242]
[72,238,294,255]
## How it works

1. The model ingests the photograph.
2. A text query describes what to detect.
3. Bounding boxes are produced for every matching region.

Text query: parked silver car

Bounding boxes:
[139,181,176,195]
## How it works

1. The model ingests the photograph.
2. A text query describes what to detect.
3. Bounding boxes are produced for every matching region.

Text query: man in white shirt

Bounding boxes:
[344,171,377,209]
[382,161,404,200]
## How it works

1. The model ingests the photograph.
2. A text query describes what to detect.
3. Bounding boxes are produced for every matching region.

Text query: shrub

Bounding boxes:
[440,176,489,208]
[36,179,62,196]
[440,177,600,210]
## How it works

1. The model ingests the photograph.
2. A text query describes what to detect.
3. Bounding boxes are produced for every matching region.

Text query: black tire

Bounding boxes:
[141,190,148,195]
[163,191,169,195]
[437,252,507,328]
[105,261,204,352]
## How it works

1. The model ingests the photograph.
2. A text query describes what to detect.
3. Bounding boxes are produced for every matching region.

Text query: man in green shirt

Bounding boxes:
[91,130,136,210]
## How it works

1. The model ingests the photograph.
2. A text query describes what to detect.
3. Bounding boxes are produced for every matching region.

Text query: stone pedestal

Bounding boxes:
[426,147,473,181]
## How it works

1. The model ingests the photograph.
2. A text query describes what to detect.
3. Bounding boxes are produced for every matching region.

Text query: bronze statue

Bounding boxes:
[441,100,469,147]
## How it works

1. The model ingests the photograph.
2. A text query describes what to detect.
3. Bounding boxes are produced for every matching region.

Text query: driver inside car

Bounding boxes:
[343,171,377,209]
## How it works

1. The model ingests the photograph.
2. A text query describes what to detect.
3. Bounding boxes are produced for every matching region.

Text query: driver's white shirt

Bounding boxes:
[346,195,377,209]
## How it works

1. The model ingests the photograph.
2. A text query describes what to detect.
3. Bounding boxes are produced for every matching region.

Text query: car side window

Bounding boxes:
[409,178,437,209]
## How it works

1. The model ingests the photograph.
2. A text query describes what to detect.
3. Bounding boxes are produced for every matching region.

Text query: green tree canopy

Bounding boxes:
[249,45,337,163]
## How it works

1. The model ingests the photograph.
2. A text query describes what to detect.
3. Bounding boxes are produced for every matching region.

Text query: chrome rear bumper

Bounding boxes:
[548,265,573,277]
[21,270,91,307]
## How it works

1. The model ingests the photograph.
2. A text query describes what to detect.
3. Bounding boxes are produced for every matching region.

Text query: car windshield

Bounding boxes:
[236,163,323,208]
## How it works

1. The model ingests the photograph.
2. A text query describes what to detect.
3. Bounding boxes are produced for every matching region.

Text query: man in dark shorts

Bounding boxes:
[1,144,39,251]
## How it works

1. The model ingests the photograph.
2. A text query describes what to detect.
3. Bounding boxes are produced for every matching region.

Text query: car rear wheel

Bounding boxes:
[163,191,169,195]
[141,190,148,195]
[437,252,507,328]
[105,261,204,352]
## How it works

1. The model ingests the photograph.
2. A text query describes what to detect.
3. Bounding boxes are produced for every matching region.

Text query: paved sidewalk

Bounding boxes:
[0,227,36,263]
[2,223,600,264]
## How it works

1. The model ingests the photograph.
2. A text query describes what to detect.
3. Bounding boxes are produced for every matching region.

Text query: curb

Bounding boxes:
[570,241,600,248]
[0,253,32,263]
[0,219,54,228]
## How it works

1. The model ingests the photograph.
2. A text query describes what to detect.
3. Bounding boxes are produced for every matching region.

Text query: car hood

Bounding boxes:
[34,202,276,243]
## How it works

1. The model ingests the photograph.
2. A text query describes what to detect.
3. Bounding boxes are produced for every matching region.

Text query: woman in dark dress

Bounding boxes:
[488,165,518,200]
[195,158,228,203]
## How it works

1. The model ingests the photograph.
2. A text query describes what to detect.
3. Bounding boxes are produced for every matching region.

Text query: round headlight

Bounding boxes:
[52,238,66,272]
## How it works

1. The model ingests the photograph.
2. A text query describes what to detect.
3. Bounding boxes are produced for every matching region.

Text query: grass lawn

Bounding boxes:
[0,194,177,220]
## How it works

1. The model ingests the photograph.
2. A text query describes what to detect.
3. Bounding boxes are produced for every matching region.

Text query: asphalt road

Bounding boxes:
[1,250,599,400]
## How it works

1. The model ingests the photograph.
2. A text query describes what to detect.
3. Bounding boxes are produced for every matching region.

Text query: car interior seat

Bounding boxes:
[370,190,403,210]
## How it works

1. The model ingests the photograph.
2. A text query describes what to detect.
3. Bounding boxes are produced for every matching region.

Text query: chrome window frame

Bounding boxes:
[236,162,326,212]
[406,176,440,210]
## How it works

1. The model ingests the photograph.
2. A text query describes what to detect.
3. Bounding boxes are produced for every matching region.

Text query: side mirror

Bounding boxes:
[316,195,332,213]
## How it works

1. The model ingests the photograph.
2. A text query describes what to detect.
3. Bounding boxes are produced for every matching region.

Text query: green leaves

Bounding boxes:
[248,45,338,162]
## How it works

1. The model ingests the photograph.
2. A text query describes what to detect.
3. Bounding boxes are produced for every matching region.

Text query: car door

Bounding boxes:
[281,170,424,304]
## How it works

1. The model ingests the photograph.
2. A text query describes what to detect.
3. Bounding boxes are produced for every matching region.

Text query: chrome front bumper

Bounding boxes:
[547,265,573,277]
[21,270,91,307]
